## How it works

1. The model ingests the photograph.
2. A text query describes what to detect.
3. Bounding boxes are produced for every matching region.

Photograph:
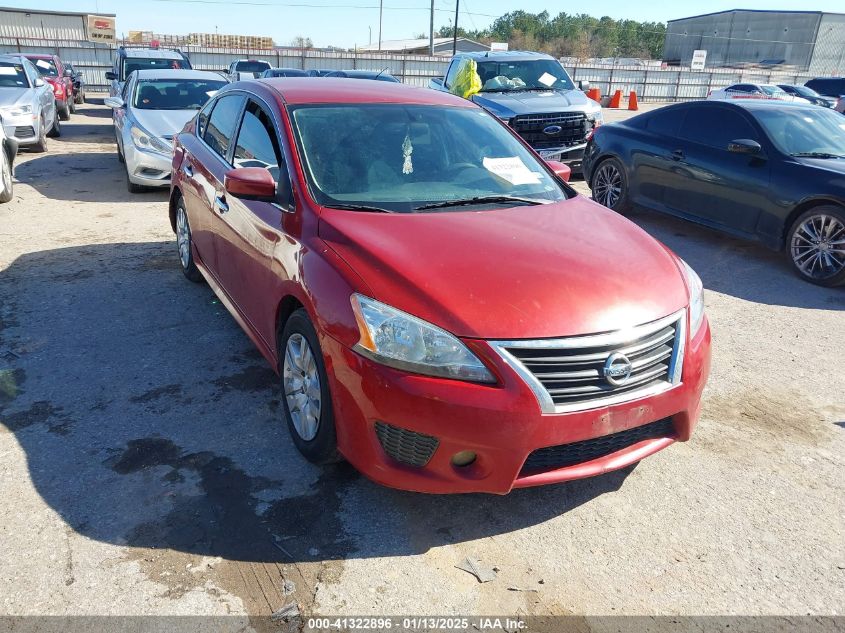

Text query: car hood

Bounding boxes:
[319,198,689,340]
[470,89,598,119]
[0,88,35,108]
[132,108,198,139]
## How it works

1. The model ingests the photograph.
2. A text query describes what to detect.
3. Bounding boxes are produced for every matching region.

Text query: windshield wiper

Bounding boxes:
[414,195,549,211]
[326,203,393,213]
[791,152,845,159]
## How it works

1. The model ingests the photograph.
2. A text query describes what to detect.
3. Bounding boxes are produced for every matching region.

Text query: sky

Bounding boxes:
[12,0,845,49]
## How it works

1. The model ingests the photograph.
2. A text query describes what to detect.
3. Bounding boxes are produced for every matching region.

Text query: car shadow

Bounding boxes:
[627,208,844,310]
[14,153,168,203]
[0,242,635,565]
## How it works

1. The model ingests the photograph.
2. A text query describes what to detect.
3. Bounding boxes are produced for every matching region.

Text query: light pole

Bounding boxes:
[452,0,459,55]
[378,0,383,51]
[429,0,434,55]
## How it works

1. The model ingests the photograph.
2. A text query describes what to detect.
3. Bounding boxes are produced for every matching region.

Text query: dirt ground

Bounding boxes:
[0,99,843,627]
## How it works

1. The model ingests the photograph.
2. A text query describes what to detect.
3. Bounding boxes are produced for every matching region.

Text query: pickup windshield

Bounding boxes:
[476,59,575,92]
[289,103,568,213]
[235,61,271,73]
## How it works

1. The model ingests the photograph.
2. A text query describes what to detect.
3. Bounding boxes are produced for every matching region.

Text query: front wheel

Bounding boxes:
[0,148,13,203]
[31,115,48,153]
[787,206,845,287]
[46,108,61,138]
[591,157,631,213]
[279,309,339,465]
[175,197,203,282]
[68,97,76,114]
[58,101,70,121]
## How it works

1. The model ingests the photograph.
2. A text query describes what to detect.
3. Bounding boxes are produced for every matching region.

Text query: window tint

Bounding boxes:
[680,106,758,150]
[647,107,687,137]
[233,101,282,181]
[204,94,246,159]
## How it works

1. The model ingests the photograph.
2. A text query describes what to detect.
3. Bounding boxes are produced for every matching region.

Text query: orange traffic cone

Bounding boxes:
[608,89,622,108]
[587,87,601,102]
[628,91,639,110]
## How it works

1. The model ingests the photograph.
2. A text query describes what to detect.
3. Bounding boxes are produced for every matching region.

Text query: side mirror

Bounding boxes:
[64,68,73,77]
[578,80,590,92]
[104,96,124,109]
[33,78,45,87]
[224,167,277,201]
[105,71,117,81]
[546,160,571,182]
[728,139,762,155]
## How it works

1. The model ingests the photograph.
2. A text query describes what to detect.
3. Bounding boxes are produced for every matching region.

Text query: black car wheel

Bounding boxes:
[591,157,631,213]
[279,309,340,465]
[0,147,13,203]
[175,196,203,282]
[31,115,48,153]
[68,97,76,114]
[46,107,61,138]
[787,206,845,287]
[58,101,70,121]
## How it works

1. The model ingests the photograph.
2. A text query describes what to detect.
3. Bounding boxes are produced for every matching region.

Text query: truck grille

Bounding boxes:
[14,126,35,138]
[510,112,588,149]
[492,311,685,413]
[520,418,675,475]
[374,421,439,467]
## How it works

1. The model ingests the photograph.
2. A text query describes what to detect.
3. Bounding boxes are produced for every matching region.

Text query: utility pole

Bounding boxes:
[429,0,434,55]
[452,0,459,55]
[378,0,383,51]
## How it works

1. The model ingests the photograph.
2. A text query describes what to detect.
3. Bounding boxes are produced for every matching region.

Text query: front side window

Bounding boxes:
[476,59,575,92]
[760,85,788,97]
[133,79,226,110]
[0,61,30,88]
[204,93,246,159]
[680,107,758,150]
[233,101,283,182]
[289,104,568,213]
[753,107,845,157]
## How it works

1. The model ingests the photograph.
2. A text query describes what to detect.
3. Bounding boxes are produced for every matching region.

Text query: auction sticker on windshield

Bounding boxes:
[482,156,541,185]
[538,72,557,87]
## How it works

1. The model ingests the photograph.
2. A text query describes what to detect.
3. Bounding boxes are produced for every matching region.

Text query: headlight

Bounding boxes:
[0,104,32,116]
[681,260,705,336]
[130,125,172,155]
[350,294,495,383]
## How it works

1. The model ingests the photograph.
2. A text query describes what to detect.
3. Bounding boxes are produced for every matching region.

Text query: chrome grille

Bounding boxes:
[510,112,588,149]
[492,311,685,414]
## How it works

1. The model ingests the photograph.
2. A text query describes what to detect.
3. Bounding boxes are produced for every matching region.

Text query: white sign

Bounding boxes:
[490,42,509,52]
[691,49,707,71]
[86,15,116,44]
[482,156,540,186]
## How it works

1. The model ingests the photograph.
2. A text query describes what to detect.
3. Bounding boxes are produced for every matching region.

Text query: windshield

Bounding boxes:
[133,79,227,110]
[792,85,821,98]
[476,59,575,92]
[0,62,30,88]
[289,104,568,213]
[236,61,270,73]
[267,69,306,77]
[29,57,58,77]
[754,107,845,157]
[124,58,187,78]
[760,85,788,97]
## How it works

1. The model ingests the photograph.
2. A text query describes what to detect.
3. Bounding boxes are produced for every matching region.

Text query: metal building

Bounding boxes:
[0,6,114,41]
[663,9,845,74]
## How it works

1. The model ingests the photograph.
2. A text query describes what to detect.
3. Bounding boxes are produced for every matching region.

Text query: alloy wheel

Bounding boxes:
[176,205,191,269]
[283,333,322,441]
[790,214,845,280]
[593,162,623,208]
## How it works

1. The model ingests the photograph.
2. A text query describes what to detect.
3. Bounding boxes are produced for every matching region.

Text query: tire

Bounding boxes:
[174,196,203,282]
[81,89,86,104]
[786,206,845,287]
[46,108,61,138]
[68,96,76,114]
[58,101,70,121]
[0,149,13,203]
[117,140,125,164]
[31,116,48,153]
[279,309,340,465]
[590,157,632,214]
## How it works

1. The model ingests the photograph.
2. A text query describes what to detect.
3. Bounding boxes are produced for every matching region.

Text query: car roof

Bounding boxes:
[22,53,55,59]
[459,50,555,62]
[121,48,185,59]
[132,69,224,81]
[254,77,472,106]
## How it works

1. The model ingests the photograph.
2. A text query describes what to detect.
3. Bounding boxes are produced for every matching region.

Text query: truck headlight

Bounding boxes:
[681,260,705,336]
[130,125,172,155]
[350,294,495,383]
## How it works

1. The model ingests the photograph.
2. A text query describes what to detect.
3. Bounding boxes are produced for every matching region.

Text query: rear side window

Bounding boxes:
[204,93,246,159]
[679,106,758,150]
[646,107,687,137]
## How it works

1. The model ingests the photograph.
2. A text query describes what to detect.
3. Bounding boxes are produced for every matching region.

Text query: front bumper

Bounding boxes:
[2,113,41,146]
[534,143,587,171]
[323,314,712,494]
[125,142,172,187]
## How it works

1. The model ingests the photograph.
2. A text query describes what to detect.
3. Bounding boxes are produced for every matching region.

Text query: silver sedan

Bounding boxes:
[0,55,59,152]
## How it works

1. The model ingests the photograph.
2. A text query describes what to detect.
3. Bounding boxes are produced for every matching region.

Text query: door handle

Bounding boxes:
[671,149,685,161]
[183,163,193,177]
[214,195,229,214]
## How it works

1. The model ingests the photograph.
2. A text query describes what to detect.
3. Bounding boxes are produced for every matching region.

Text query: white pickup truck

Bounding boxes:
[226,59,272,82]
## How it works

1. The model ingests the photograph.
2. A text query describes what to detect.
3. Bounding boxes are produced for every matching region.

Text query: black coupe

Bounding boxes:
[583,100,845,286]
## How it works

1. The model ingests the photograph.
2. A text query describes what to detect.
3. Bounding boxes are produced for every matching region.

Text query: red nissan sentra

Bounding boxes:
[169,79,711,494]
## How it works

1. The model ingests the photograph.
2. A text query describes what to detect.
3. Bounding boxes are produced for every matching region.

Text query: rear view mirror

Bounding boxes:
[578,80,590,92]
[546,160,572,182]
[728,139,762,155]
[224,167,277,201]
[104,96,124,109]
[105,71,117,80]
[33,78,45,87]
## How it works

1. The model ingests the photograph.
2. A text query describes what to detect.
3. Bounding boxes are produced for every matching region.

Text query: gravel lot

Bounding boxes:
[0,99,843,625]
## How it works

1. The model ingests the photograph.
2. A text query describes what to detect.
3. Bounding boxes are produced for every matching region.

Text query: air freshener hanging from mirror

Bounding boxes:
[402,134,413,175]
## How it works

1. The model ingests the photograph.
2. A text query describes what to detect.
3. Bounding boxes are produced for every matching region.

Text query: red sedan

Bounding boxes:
[24,54,73,120]
[169,79,711,494]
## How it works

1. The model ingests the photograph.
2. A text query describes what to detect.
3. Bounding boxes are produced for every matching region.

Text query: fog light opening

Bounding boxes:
[451,450,477,467]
